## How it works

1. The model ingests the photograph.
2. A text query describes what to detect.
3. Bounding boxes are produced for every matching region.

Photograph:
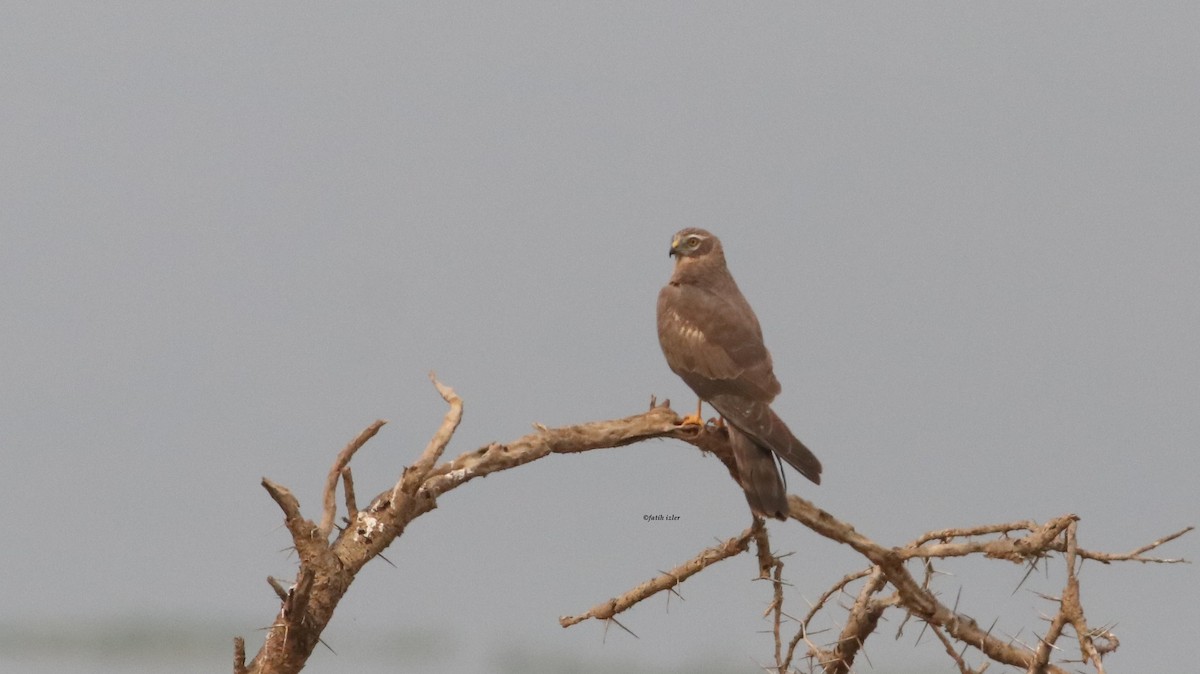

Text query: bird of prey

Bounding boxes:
[657,228,821,520]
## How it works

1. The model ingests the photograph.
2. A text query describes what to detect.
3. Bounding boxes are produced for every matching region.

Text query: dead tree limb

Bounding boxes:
[236,380,1190,673]
[558,520,763,629]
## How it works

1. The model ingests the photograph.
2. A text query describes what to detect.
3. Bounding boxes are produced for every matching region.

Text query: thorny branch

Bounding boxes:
[558,520,763,629]
[238,382,1191,674]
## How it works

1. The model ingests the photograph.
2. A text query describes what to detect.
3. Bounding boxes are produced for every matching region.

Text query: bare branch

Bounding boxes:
[786,566,873,671]
[782,496,1074,673]
[233,636,246,674]
[751,519,774,580]
[1061,521,1106,673]
[821,567,891,674]
[559,525,758,628]
[801,568,872,632]
[911,521,1041,547]
[1030,605,1069,673]
[341,466,358,521]
[266,576,289,603]
[261,478,326,563]
[419,405,684,499]
[929,622,975,674]
[768,556,786,669]
[392,374,462,504]
[899,516,1076,563]
[239,385,1192,674]
[1065,525,1193,564]
[319,419,386,538]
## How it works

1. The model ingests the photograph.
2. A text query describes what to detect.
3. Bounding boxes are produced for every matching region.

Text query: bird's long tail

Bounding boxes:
[709,394,822,485]
[727,424,789,520]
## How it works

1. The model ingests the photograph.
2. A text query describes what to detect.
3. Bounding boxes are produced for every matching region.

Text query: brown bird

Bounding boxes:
[657,228,821,520]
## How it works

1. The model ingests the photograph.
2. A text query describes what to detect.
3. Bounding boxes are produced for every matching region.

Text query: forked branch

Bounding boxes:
[237,382,1190,674]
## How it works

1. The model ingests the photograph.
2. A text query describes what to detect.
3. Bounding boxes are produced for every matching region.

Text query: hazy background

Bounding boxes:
[2,4,1196,672]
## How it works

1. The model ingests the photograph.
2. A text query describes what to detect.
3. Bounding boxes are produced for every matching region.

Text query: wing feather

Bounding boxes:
[709,393,822,485]
[656,283,780,401]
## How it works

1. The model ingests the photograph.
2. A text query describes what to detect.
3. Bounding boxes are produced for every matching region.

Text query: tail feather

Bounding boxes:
[728,424,789,520]
[709,394,822,485]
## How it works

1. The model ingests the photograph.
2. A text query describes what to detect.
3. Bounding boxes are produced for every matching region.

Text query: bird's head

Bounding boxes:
[667,228,729,284]
[669,228,722,260]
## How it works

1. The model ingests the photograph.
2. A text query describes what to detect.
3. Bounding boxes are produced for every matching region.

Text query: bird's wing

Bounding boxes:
[657,283,780,401]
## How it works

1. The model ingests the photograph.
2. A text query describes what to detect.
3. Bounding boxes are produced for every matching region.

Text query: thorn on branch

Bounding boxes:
[605,617,639,640]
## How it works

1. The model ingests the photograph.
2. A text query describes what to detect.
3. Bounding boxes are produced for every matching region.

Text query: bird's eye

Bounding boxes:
[686,236,700,248]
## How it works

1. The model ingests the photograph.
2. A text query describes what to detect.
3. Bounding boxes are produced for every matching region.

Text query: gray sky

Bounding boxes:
[2,4,1197,673]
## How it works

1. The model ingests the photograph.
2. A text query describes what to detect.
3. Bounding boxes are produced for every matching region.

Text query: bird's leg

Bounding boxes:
[711,415,726,430]
[679,398,705,427]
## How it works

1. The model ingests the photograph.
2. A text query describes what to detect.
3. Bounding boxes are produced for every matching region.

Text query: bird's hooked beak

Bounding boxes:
[668,235,682,258]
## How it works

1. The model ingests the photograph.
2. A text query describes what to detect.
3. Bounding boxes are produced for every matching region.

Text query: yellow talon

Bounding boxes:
[679,399,705,427]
